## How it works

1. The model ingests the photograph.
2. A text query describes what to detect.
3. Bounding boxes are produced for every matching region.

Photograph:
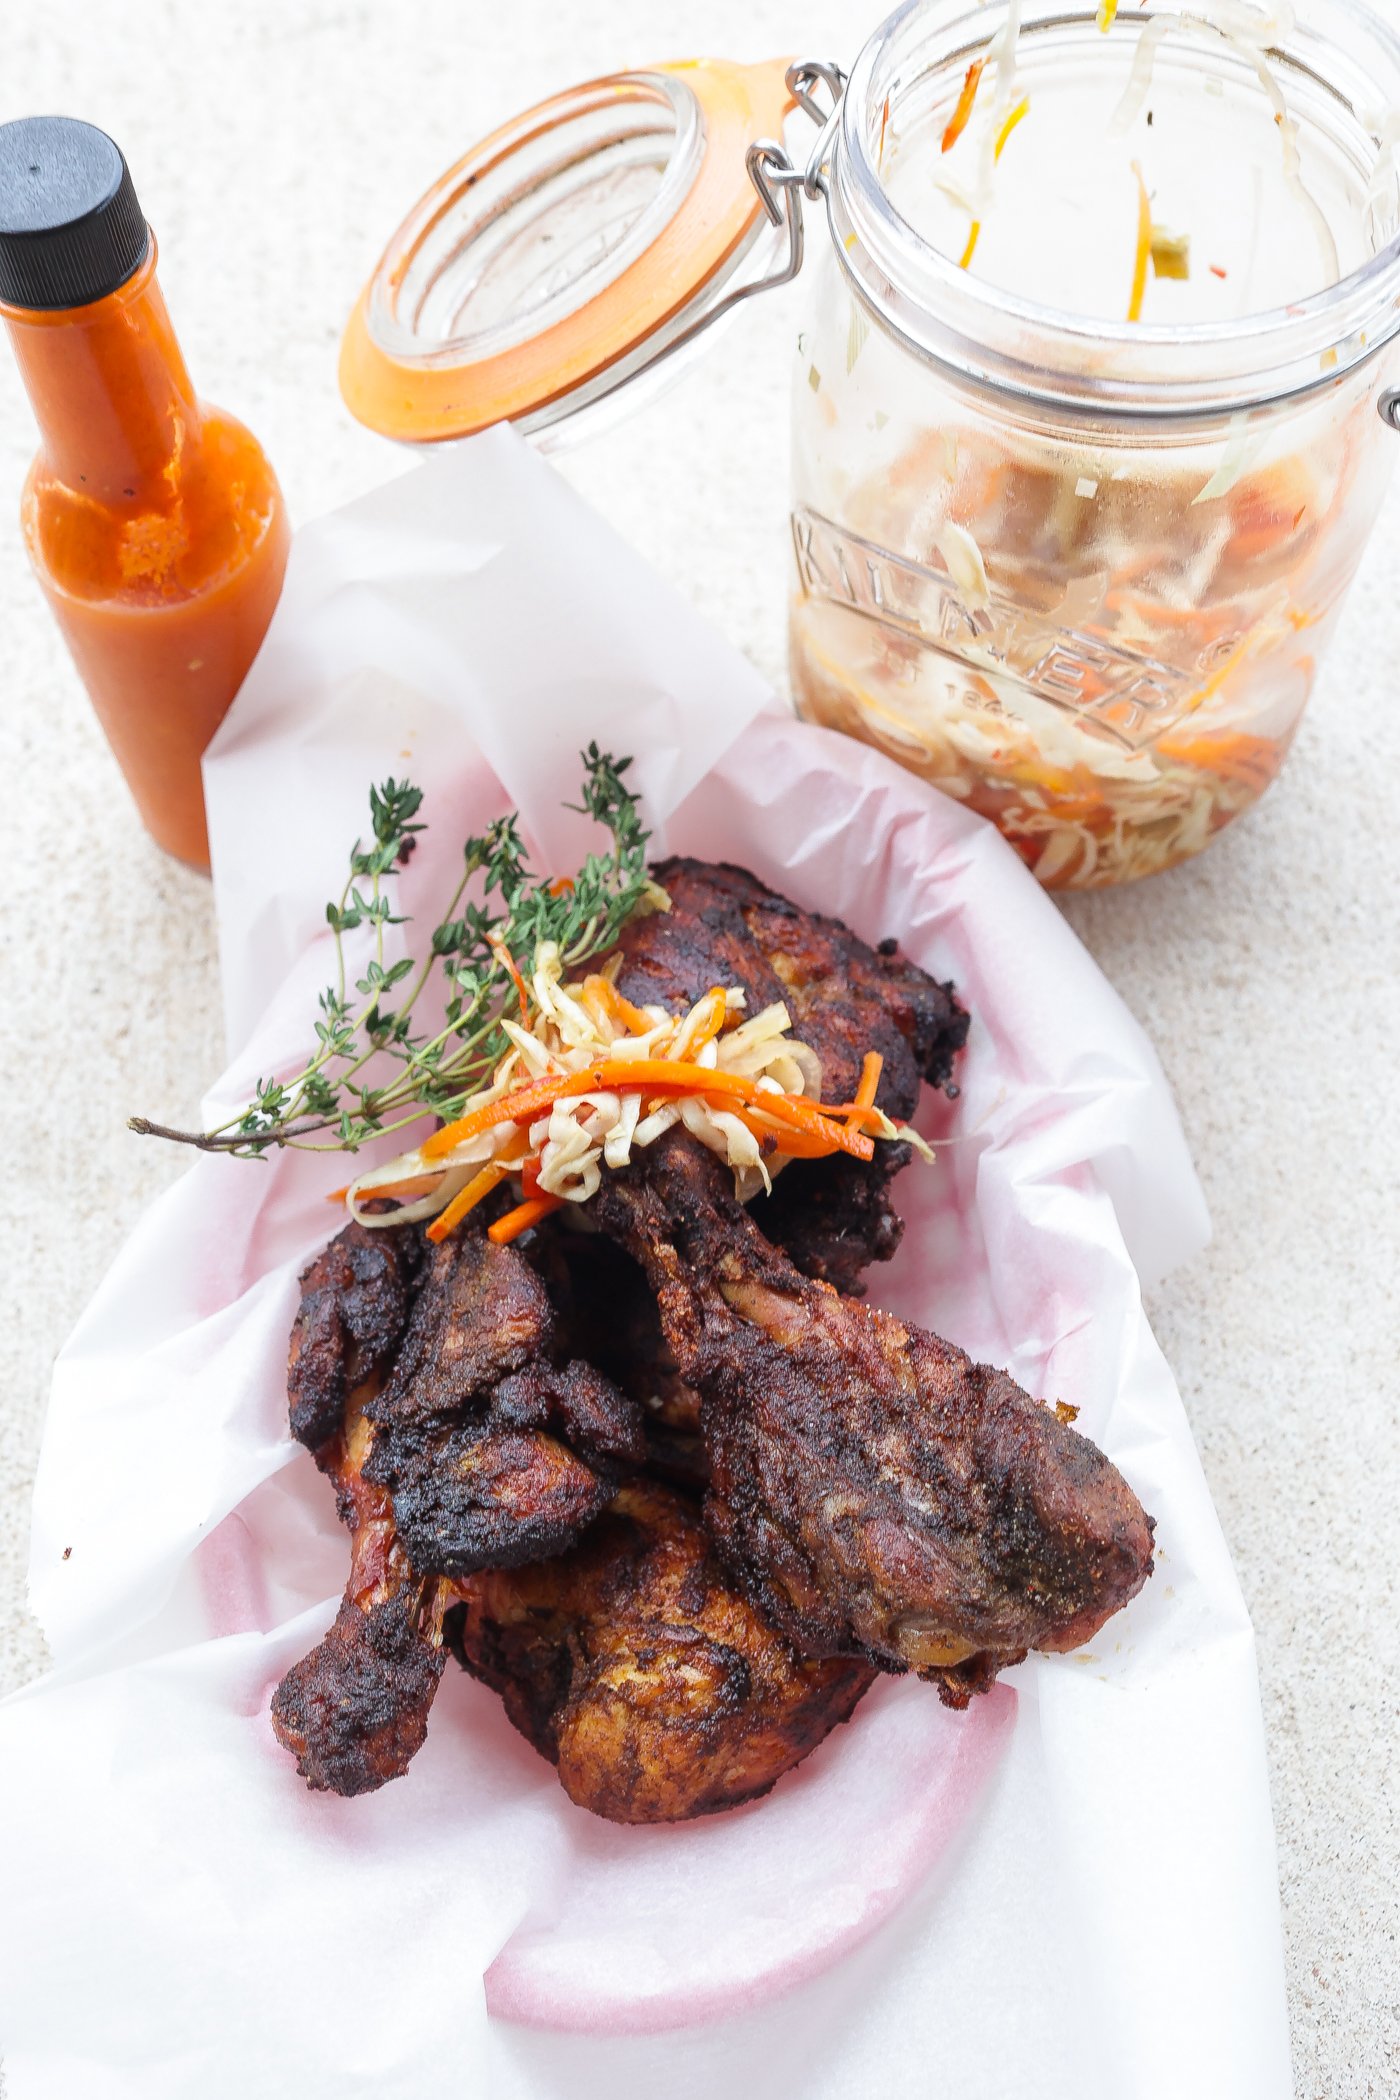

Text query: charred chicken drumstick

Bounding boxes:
[613,857,969,1294]
[272,1218,645,1794]
[272,1222,446,1794]
[450,1478,875,1823]
[594,1134,1155,1707]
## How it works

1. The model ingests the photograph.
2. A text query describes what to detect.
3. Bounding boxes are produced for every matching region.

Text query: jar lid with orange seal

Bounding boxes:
[339,58,844,448]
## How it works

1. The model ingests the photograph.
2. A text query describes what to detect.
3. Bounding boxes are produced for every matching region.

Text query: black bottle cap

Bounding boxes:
[0,116,149,312]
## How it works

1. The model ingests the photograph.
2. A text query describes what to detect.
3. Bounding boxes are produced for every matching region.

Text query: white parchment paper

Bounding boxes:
[0,428,1291,2097]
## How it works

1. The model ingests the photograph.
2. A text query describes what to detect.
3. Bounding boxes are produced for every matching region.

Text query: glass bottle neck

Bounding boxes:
[1,240,201,500]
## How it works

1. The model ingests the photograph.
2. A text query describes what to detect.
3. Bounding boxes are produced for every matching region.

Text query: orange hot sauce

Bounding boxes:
[0,117,289,869]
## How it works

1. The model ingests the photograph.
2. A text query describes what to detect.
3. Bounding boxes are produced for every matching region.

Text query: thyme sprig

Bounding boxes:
[130,746,658,1158]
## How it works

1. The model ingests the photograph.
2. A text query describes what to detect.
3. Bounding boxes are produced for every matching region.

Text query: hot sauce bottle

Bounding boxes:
[0,117,290,869]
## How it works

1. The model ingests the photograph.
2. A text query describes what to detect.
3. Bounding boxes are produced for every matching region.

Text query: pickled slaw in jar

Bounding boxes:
[790,385,1373,886]
[789,0,1400,886]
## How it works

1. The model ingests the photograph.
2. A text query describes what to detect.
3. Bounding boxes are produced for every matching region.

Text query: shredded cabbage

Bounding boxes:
[936,520,993,610]
[1191,413,1268,504]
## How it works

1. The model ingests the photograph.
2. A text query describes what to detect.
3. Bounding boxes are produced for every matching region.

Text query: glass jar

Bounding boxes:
[337,15,1400,887]
[789,0,1400,886]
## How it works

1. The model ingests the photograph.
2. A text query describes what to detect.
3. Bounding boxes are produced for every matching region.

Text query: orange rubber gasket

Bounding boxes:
[340,57,797,443]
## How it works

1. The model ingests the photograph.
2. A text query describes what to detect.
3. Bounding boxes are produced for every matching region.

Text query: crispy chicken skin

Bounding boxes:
[449,1479,875,1823]
[363,1228,645,1576]
[593,1134,1155,1707]
[269,1430,446,1796]
[273,1223,446,1794]
[274,1220,645,1795]
[527,1226,708,1488]
[286,1218,422,1452]
[614,857,969,1293]
[749,1146,911,1298]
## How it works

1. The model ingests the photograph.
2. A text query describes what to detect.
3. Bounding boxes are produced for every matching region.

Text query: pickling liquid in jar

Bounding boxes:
[789,1,1400,886]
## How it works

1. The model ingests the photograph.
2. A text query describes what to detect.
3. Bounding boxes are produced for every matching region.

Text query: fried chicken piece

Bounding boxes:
[286,1216,423,1451]
[274,1219,645,1795]
[593,1135,1155,1707]
[526,1226,708,1487]
[617,858,966,1110]
[449,1478,875,1823]
[271,1396,447,1794]
[363,1227,645,1576]
[747,1146,910,1296]
[614,857,969,1292]
[273,1222,446,1794]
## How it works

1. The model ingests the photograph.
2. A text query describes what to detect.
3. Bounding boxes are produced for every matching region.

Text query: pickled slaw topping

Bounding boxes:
[339,950,923,1241]
[131,754,929,1185]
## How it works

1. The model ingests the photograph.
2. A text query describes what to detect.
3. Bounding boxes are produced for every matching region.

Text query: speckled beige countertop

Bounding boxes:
[3,3,1397,2093]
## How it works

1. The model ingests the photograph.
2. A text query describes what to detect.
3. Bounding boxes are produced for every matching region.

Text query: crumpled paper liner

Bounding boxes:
[0,429,1290,2098]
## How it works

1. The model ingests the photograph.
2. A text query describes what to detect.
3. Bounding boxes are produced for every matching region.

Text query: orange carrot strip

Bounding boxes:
[488,1195,566,1245]
[421,1070,604,1160]
[1127,161,1151,323]
[622,1071,878,1159]
[942,59,984,152]
[489,936,531,1026]
[815,1103,888,1134]
[734,1110,841,1160]
[426,1162,509,1245]
[548,876,575,897]
[673,987,727,1059]
[813,1056,886,1128]
[582,974,653,1036]
[611,1064,877,1159]
[578,981,618,1036]
[853,1051,883,1112]
[425,1060,878,1164]
[1155,729,1285,791]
